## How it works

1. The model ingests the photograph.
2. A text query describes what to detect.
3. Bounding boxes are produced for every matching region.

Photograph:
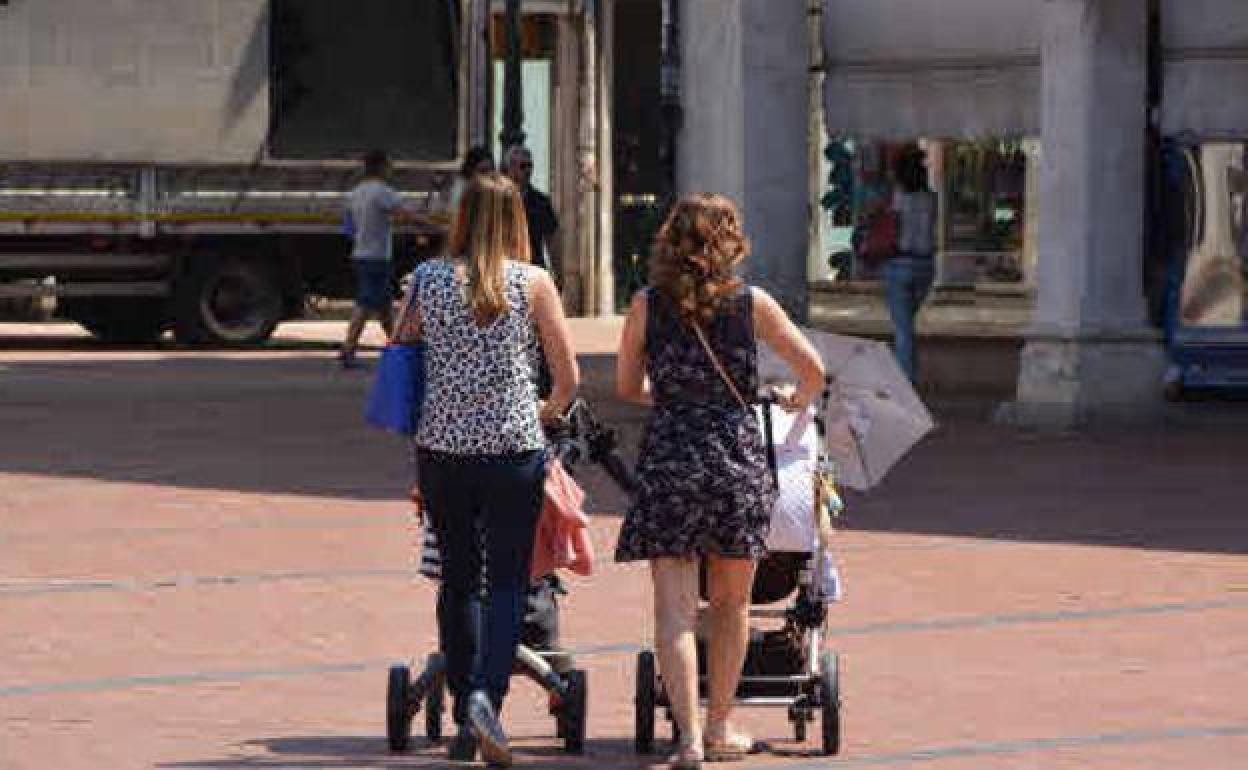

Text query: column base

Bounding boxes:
[995,327,1166,430]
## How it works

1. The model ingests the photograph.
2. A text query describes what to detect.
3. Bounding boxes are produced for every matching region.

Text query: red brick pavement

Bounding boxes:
[1,321,1246,769]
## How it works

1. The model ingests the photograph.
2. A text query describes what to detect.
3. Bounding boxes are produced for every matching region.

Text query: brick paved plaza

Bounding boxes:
[2,321,1246,769]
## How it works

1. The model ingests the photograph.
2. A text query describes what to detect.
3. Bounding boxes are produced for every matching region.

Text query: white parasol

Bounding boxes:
[759,328,935,490]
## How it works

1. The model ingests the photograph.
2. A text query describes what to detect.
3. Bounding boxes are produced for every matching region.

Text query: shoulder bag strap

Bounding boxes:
[390,266,424,345]
[691,322,783,481]
[690,322,749,410]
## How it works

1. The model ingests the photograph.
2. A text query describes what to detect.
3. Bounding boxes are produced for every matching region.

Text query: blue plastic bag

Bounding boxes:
[364,342,426,434]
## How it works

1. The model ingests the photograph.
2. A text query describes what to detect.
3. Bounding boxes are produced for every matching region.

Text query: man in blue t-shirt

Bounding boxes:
[339,149,418,369]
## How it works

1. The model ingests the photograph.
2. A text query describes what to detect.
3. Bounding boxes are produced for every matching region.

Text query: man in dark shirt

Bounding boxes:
[505,145,560,284]
[504,145,558,399]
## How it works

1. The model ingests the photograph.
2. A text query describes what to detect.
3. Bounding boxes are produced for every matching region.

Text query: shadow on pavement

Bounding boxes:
[839,415,1248,556]
[156,735,656,769]
[3,338,1245,555]
[0,332,342,353]
[0,348,636,507]
[2,354,409,502]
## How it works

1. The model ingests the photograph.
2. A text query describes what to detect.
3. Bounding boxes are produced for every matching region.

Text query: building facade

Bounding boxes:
[678,0,1248,426]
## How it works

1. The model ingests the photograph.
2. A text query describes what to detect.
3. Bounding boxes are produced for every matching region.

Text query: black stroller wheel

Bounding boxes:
[386,665,413,752]
[559,669,588,753]
[820,652,842,755]
[634,650,657,753]
[425,672,445,744]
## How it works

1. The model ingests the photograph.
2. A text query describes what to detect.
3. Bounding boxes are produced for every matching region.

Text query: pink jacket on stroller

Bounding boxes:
[531,458,595,580]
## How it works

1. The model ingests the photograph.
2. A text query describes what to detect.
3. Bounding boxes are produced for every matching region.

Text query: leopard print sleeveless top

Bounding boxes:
[413,259,545,455]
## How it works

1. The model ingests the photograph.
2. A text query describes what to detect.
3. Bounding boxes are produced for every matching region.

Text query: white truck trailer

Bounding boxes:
[0,0,485,344]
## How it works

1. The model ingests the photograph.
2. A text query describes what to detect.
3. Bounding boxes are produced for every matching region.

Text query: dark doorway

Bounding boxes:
[269,0,460,161]
[613,0,663,310]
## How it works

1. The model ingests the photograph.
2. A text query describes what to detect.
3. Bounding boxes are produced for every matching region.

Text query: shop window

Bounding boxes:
[943,140,1028,285]
[1165,141,1248,328]
[817,137,1035,287]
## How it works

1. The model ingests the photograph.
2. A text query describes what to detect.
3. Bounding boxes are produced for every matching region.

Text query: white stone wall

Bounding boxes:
[823,0,1040,138]
[740,0,809,313]
[1161,0,1248,137]
[1010,0,1165,427]
[0,0,269,162]
[1034,0,1150,335]
[678,0,745,205]
[680,0,810,316]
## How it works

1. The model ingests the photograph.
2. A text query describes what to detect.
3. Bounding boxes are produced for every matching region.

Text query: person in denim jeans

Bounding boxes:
[884,147,937,383]
[340,149,422,369]
[395,173,578,766]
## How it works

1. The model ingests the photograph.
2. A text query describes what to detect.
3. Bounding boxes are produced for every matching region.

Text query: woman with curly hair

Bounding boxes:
[615,194,825,769]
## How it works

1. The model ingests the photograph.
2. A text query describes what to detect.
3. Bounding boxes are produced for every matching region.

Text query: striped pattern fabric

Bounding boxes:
[407,510,442,581]
[408,509,489,584]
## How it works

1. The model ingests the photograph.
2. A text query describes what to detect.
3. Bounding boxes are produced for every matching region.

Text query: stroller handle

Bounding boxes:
[543,398,637,496]
[598,450,637,496]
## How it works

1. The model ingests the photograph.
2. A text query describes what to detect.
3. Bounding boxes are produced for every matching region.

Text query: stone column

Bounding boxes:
[680,0,810,321]
[927,140,950,285]
[467,0,491,148]
[806,0,828,285]
[1021,139,1041,287]
[1000,0,1165,428]
[572,2,598,316]
[558,11,585,313]
[595,0,616,316]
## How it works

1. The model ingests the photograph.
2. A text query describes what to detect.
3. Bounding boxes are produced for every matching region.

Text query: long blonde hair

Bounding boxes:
[447,172,531,326]
[650,193,749,327]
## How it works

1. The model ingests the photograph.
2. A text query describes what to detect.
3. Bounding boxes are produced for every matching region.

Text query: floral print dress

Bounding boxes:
[614,287,777,562]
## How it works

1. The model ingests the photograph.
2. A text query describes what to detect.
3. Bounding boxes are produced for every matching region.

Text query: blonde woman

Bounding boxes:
[404,172,578,766]
[615,194,825,769]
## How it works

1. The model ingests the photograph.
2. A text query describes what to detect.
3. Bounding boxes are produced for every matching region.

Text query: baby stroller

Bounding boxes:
[633,397,844,756]
[386,399,636,754]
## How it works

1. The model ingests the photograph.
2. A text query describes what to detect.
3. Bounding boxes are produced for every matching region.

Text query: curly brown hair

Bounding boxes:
[649,193,750,327]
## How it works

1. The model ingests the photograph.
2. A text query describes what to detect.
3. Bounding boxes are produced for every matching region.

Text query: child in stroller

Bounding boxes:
[386,399,636,755]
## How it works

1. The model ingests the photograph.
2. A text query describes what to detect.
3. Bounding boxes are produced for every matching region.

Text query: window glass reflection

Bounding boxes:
[818,138,1036,287]
[1172,142,1248,327]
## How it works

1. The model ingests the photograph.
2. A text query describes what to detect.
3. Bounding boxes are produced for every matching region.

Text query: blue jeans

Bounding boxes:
[352,259,393,312]
[883,256,935,383]
[416,449,546,719]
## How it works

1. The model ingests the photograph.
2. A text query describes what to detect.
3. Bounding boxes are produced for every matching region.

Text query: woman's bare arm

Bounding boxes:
[530,269,580,420]
[752,288,826,411]
[616,291,654,406]
[391,275,422,344]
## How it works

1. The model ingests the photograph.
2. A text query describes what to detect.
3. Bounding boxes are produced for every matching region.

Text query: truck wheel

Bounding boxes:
[63,298,167,345]
[174,259,283,346]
